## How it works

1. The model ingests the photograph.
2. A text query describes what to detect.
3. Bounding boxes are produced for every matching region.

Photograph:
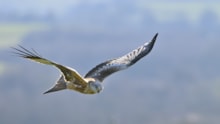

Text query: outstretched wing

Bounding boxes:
[12,46,87,86]
[85,33,158,82]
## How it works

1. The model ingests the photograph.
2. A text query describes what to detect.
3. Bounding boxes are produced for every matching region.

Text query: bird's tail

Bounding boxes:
[44,76,67,94]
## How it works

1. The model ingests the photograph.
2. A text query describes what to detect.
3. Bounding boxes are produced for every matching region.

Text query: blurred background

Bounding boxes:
[0,0,220,124]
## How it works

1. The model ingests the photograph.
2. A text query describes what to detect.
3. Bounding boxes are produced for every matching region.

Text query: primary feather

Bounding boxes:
[12,45,88,86]
[85,33,158,82]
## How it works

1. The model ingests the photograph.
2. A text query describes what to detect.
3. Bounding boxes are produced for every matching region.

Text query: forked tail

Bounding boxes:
[44,76,67,94]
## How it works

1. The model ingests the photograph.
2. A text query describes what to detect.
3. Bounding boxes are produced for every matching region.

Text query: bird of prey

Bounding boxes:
[13,33,158,94]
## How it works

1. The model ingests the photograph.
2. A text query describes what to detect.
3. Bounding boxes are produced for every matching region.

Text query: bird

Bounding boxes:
[12,33,158,94]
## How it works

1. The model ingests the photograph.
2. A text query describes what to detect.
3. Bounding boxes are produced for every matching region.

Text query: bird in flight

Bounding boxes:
[13,33,158,94]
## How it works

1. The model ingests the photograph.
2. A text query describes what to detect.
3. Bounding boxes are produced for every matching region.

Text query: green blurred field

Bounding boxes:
[0,23,48,75]
[0,23,47,49]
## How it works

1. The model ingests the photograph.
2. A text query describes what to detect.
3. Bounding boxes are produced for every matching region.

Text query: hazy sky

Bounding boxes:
[1,1,220,24]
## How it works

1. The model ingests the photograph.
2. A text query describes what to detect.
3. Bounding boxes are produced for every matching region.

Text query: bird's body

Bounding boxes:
[13,33,158,94]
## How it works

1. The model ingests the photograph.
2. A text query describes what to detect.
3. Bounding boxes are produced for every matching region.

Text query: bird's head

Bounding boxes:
[89,81,103,93]
[86,78,103,93]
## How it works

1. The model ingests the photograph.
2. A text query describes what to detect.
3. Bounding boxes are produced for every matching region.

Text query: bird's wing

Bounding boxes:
[12,46,87,86]
[85,33,158,82]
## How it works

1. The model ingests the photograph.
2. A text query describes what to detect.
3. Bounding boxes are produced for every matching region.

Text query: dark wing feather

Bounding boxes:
[85,59,128,82]
[85,33,158,82]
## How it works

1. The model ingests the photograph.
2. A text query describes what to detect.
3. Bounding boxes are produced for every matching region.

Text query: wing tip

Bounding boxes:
[152,33,158,43]
[145,33,158,48]
[11,45,42,58]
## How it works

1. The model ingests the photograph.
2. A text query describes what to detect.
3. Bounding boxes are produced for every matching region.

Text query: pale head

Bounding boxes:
[89,81,103,93]
[85,78,103,93]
